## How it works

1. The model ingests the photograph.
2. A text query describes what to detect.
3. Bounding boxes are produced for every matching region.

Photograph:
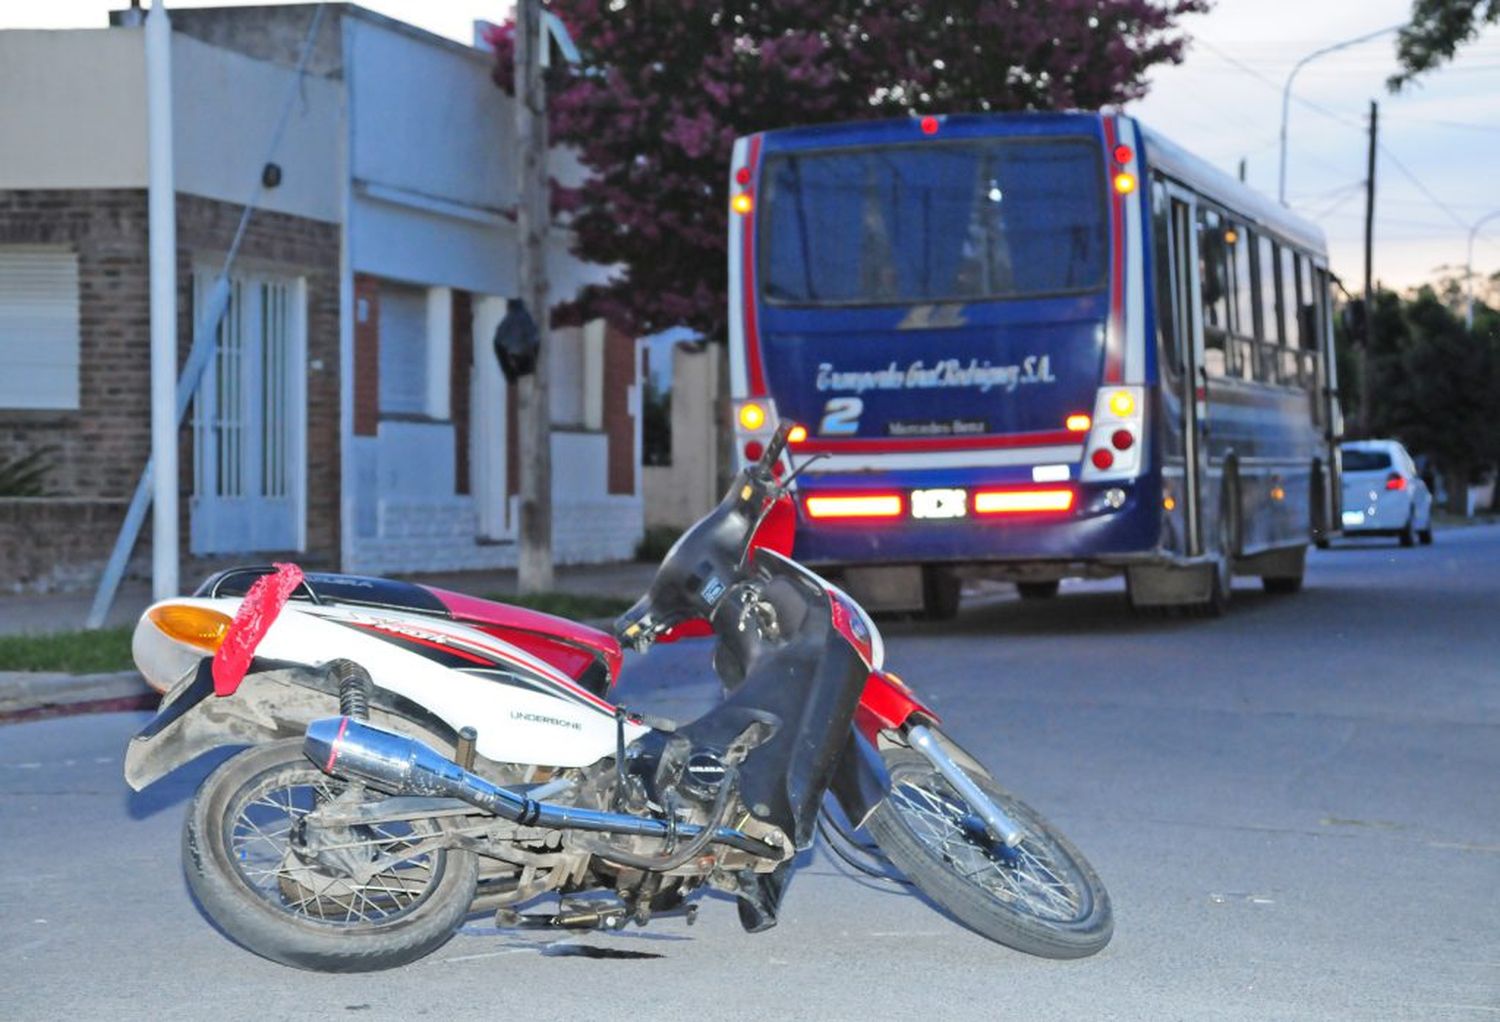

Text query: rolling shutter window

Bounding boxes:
[378,283,427,416]
[0,247,81,410]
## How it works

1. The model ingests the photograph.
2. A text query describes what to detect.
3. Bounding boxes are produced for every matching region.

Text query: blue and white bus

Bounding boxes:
[726,112,1342,616]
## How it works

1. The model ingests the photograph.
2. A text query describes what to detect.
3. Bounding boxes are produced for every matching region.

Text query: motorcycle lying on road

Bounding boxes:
[124,422,1112,971]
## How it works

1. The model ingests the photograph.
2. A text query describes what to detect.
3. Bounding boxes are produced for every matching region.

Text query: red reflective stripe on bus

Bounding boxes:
[1102,117,1126,384]
[795,429,1078,454]
[742,134,767,396]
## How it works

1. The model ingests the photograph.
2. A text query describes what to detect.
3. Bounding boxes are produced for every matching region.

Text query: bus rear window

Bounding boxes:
[759,138,1107,306]
[1342,449,1391,472]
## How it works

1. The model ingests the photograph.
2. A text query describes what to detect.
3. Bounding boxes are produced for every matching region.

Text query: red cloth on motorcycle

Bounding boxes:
[212,562,304,697]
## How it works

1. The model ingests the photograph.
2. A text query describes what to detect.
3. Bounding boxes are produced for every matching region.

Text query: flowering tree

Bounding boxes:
[487,1,1206,341]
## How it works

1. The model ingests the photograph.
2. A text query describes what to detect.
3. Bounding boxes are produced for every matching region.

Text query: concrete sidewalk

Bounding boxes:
[0,559,658,719]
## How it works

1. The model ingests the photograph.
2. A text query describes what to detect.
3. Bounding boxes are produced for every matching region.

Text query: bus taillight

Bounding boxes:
[1082,386,1144,482]
[805,494,904,519]
[973,488,1076,515]
[1066,413,1092,432]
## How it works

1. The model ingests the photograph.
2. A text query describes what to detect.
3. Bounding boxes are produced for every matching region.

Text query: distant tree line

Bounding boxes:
[1338,278,1500,510]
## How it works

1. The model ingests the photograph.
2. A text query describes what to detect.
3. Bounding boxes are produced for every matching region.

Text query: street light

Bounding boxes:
[1466,210,1500,330]
[1278,24,1401,205]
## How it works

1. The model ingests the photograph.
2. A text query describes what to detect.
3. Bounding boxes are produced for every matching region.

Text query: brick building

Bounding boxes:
[0,6,644,594]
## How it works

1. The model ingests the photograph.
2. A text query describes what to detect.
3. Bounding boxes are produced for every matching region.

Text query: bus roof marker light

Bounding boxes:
[737,402,766,431]
[731,191,754,215]
[919,116,940,135]
[1112,144,1133,165]
[735,166,751,186]
[1113,172,1137,195]
[1066,413,1091,432]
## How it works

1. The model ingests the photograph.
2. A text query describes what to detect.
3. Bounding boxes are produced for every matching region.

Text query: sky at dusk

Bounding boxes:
[5,0,1497,294]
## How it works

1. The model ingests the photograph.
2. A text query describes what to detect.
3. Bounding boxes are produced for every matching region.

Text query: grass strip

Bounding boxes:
[0,627,135,674]
[483,591,635,621]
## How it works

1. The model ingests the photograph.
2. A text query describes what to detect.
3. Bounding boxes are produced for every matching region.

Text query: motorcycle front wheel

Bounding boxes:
[867,747,1112,959]
[183,739,478,972]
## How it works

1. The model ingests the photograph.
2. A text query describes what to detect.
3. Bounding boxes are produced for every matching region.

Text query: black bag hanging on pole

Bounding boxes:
[493,298,540,383]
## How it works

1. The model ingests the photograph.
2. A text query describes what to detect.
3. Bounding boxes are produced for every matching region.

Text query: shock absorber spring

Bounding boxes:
[328,658,373,720]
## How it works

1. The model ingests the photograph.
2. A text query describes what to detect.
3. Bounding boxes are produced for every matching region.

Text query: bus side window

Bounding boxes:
[1228,223,1254,380]
[1195,207,1229,378]
[1150,181,1181,377]
[1279,245,1300,386]
[1252,233,1284,384]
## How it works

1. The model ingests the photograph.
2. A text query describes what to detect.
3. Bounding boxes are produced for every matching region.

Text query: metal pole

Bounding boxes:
[1360,100,1377,437]
[1278,24,1400,206]
[146,0,179,601]
[1466,210,1500,330]
[515,0,554,593]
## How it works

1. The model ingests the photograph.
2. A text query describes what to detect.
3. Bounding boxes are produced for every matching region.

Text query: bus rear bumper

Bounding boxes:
[792,479,1164,568]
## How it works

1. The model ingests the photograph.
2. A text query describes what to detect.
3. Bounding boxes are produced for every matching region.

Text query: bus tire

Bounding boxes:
[1200,472,1239,618]
[921,565,962,621]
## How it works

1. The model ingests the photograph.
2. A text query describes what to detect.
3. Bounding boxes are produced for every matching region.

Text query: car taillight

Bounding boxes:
[1385,473,1406,491]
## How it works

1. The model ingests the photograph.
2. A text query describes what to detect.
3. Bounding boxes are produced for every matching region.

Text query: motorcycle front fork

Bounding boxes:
[906,724,1026,850]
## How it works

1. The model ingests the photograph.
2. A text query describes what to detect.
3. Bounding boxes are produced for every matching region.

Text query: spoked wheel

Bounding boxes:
[867,748,1112,959]
[184,739,477,972]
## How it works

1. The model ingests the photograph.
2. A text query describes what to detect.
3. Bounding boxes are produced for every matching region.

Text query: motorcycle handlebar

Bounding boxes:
[758,421,792,478]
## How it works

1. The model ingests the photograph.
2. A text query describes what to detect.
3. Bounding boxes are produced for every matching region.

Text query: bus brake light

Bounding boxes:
[805,494,904,519]
[973,488,1075,514]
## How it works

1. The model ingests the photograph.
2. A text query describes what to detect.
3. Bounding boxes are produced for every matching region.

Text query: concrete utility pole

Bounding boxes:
[1466,210,1500,330]
[1360,99,1377,437]
[514,0,554,593]
[146,0,179,600]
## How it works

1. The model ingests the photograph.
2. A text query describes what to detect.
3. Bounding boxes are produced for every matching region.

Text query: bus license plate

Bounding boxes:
[911,488,968,520]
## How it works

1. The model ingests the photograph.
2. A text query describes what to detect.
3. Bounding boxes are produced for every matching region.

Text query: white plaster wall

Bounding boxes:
[172,32,341,223]
[348,17,511,212]
[0,30,147,189]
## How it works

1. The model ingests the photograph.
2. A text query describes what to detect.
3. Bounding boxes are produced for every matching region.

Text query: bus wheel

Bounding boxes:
[1015,581,1060,600]
[921,566,962,621]
[1200,476,1239,618]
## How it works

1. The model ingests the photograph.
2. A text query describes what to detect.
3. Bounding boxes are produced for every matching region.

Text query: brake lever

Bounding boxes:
[775,452,828,492]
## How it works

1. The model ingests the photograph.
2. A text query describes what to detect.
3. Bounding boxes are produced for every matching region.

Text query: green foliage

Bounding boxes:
[483,591,636,620]
[0,446,57,497]
[1389,0,1500,90]
[0,627,135,674]
[1352,285,1500,497]
[634,524,682,563]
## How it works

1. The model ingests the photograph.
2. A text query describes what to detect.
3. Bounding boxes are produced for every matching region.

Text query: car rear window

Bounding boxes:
[1342,449,1391,472]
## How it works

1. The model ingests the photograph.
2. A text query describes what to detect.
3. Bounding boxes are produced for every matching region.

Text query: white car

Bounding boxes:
[1340,439,1434,546]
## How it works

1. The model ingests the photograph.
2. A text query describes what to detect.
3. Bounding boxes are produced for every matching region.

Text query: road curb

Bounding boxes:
[0,669,156,720]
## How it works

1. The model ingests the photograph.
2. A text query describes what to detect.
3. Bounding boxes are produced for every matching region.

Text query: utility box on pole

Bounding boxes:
[514,0,553,593]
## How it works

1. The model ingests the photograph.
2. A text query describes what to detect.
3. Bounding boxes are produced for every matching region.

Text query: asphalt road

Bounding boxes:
[2,526,1497,1021]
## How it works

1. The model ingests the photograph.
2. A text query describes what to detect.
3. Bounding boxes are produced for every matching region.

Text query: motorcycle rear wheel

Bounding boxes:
[183,739,478,972]
[867,748,1112,959]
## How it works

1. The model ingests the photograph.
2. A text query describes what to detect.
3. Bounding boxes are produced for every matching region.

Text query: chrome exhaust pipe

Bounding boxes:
[303,716,779,858]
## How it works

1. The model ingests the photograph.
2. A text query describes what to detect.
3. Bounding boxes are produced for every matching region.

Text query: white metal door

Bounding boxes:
[191,271,305,554]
